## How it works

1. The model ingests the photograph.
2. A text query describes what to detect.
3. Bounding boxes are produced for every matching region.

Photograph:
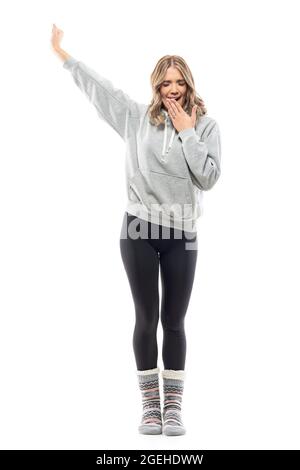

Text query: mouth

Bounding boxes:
[167,96,181,101]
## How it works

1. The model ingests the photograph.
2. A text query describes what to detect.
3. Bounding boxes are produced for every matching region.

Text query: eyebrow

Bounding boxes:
[163,79,185,83]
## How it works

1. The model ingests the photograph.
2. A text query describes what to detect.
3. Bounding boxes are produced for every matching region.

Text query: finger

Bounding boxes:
[164,98,170,108]
[167,99,177,113]
[171,99,182,111]
[166,98,175,108]
[167,108,175,119]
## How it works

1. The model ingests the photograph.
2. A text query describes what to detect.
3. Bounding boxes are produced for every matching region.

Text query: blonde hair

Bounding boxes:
[147,55,207,127]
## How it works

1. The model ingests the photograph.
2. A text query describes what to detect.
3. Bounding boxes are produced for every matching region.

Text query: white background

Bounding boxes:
[0,0,299,451]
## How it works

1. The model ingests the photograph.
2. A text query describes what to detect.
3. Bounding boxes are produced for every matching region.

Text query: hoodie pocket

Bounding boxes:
[129,168,193,219]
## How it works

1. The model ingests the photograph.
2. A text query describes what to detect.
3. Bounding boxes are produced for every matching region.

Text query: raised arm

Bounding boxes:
[51,24,142,140]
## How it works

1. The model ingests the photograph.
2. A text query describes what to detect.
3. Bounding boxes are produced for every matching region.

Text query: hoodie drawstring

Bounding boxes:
[161,109,176,159]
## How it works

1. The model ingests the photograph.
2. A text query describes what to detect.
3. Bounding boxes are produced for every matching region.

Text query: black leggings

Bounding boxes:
[119,212,198,371]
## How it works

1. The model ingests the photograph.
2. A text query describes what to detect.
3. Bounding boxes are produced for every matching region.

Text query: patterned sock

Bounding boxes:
[162,369,186,436]
[136,367,162,435]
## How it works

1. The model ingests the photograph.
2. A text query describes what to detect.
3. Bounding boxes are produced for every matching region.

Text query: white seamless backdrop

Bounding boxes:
[0,0,299,451]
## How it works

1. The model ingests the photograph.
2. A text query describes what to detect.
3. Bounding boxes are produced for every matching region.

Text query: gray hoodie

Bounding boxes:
[63,56,221,232]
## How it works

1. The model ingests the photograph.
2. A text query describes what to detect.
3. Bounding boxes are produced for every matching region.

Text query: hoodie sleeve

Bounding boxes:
[178,119,221,191]
[63,56,141,140]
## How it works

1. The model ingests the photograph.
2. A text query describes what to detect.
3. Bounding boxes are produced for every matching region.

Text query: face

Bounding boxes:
[160,66,187,110]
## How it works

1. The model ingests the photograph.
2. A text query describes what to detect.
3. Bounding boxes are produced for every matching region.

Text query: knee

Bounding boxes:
[161,316,185,334]
[134,304,159,332]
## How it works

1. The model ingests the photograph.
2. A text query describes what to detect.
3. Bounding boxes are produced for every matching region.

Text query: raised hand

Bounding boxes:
[51,24,71,62]
[165,98,197,133]
[51,24,64,51]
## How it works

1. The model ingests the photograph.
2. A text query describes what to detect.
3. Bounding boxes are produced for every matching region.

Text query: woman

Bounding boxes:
[51,24,221,436]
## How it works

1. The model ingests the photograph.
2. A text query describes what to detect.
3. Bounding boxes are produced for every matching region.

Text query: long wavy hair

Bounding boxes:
[147,55,207,127]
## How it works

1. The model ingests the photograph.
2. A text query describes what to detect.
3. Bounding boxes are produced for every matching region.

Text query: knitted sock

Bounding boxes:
[136,367,162,435]
[162,369,186,436]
